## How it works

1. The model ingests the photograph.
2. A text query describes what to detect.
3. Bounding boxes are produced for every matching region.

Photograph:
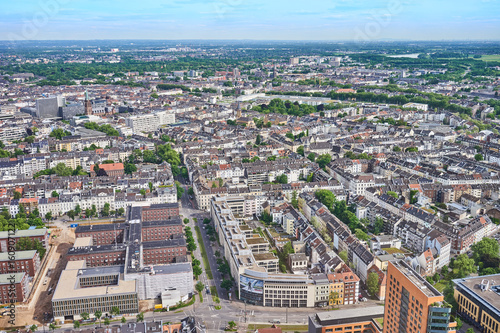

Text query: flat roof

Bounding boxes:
[392,260,441,298]
[73,237,93,248]
[52,261,136,301]
[314,306,384,324]
[0,272,25,284]
[0,228,47,239]
[454,274,500,318]
[0,250,37,261]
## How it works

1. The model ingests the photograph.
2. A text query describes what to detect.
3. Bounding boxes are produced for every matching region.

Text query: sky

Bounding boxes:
[2,0,500,41]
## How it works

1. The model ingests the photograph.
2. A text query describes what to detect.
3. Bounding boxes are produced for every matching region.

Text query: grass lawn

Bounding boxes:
[481,55,500,62]
[194,226,213,279]
[375,317,384,328]
[247,324,308,332]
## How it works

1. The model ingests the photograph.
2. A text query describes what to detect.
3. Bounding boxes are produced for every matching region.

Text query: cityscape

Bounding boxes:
[1,2,500,333]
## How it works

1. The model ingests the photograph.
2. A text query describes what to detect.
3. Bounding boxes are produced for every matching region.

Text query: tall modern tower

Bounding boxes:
[383,260,456,333]
[84,90,92,116]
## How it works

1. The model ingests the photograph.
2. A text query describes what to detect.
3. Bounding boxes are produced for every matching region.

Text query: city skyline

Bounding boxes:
[2,0,500,41]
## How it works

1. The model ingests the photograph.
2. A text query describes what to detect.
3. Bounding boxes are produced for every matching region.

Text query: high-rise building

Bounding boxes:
[35,95,65,119]
[84,90,92,116]
[233,67,240,78]
[453,274,500,333]
[383,260,456,333]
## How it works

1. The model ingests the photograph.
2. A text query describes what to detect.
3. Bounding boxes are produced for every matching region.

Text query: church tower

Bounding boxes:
[84,90,92,116]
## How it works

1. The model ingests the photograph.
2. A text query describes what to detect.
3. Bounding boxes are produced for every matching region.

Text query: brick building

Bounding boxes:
[0,250,41,277]
[142,238,187,265]
[91,163,125,177]
[75,223,126,245]
[141,203,180,221]
[0,272,30,303]
[0,228,49,252]
[141,219,183,242]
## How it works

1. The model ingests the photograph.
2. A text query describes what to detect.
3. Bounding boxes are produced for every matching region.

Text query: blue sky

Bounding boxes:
[2,0,500,40]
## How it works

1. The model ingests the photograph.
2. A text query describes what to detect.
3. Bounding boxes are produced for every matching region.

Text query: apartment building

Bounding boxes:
[0,228,49,252]
[0,272,30,303]
[0,250,41,277]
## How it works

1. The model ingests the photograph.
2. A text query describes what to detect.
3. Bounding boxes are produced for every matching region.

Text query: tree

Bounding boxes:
[49,324,56,332]
[367,272,379,296]
[475,153,484,161]
[291,190,298,209]
[329,291,340,309]
[285,132,294,140]
[228,321,237,330]
[355,229,370,242]
[136,312,144,322]
[121,317,127,324]
[372,217,384,235]
[74,204,81,216]
[124,162,137,175]
[466,329,474,333]
[67,210,76,221]
[255,134,262,145]
[49,128,70,140]
[393,146,401,152]
[195,281,205,293]
[148,182,154,192]
[193,265,203,277]
[176,181,184,200]
[94,310,103,327]
[80,312,89,320]
[297,145,304,156]
[73,321,80,330]
[188,187,194,196]
[454,254,476,278]
[51,191,59,198]
[218,262,231,276]
[316,154,332,169]
[53,163,72,176]
[102,203,110,217]
[13,190,21,199]
[111,306,120,316]
[221,279,233,291]
[117,207,125,216]
[104,318,110,327]
[307,153,316,162]
[30,324,38,332]
[471,237,499,264]
[275,174,288,184]
[339,250,348,263]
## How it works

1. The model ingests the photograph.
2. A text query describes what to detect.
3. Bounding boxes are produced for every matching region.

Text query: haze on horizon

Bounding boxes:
[2,0,500,41]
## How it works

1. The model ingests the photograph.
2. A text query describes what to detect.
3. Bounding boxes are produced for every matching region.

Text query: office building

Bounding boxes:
[36,95,65,119]
[52,261,139,321]
[308,306,384,333]
[383,260,456,333]
[453,274,500,333]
